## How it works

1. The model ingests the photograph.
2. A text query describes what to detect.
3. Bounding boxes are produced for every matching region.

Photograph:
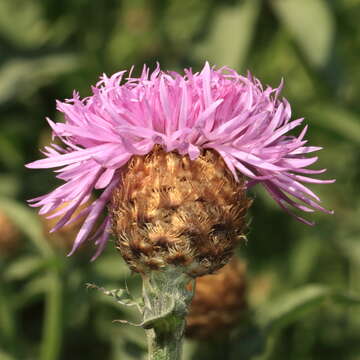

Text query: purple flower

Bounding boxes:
[27,62,334,260]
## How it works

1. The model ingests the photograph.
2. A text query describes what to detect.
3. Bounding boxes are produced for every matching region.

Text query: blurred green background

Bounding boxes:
[0,0,360,359]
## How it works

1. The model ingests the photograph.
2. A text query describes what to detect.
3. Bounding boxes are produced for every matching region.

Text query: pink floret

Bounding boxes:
[26,62,334,259]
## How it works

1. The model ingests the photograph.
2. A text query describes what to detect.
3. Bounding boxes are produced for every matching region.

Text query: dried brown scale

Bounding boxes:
[110,146,252,277]
[186,259,247,340]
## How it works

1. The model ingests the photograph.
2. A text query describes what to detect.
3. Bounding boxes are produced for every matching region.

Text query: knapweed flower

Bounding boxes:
[26,62,334,266]
[186,258,247,339]
[0,210,21,257]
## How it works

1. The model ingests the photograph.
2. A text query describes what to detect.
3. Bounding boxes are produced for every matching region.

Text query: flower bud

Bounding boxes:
[186,258,247,339]
[0,210,21,257]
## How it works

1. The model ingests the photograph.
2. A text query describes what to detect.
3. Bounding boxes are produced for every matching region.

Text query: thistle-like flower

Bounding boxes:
[27,62,334,266]
[186,258,247,339]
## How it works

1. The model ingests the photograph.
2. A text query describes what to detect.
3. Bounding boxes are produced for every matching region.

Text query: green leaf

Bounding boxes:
[13,274,49,308]
[0,135,24,169]
[289,236,324,284]
[140,299,177,330]
[332,292,360,306]
[86,283,142,309]
[256,285,330,331]
[336,237,360,264]
[257,284,360,333]
[306,104,360,144]
[271,0,335,69]
[0,0,48,48]
[0,175,20,197]
[0,349,15,360]
[163,0,212,44]
[0,54,79,104]
[194,0,260,69]
[3,255,44,281]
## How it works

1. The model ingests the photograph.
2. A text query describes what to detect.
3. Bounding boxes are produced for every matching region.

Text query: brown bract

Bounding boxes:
[186,258,247,340]
[110,146,251,276]
[0,210,21,256]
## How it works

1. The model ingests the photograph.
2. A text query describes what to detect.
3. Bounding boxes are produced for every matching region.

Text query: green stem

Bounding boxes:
[141,267,195,360]
[40,269,63,360]
[145,323,185,360]
[91,266,195,359]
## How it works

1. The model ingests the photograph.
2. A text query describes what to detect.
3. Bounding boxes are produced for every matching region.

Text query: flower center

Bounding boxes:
[110,146,252,277]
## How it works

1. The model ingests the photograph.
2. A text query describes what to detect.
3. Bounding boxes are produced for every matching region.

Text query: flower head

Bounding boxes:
[27,62,334,260]
[111,146,251,276]
[186,258,247,339]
